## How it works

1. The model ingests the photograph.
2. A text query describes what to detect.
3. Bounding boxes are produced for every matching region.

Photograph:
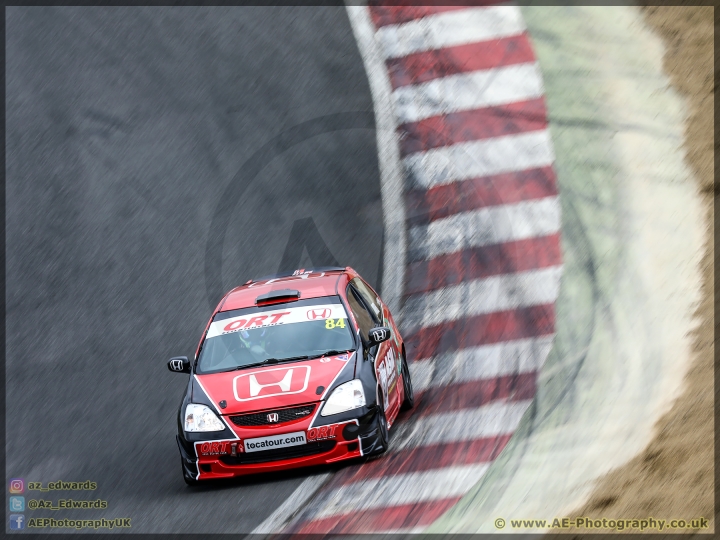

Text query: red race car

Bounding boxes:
[168,266,414,485]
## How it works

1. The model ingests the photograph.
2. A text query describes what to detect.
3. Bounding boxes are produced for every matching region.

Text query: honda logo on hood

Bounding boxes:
[267,413,279,423]
[233,366,311,402]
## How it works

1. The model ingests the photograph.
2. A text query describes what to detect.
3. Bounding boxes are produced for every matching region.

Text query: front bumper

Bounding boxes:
[177,407,386,481]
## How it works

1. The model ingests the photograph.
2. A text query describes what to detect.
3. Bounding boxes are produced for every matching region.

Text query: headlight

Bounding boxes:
[184,403,225,432]
[321,379,366,416]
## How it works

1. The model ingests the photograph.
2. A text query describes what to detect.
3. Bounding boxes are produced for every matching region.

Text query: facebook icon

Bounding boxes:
[9,514,25,530]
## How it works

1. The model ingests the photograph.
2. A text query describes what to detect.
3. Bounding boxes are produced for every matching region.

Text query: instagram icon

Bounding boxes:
[9,479,24,494]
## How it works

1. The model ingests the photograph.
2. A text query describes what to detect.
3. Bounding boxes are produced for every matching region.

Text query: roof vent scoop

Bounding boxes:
[255,289,301,306]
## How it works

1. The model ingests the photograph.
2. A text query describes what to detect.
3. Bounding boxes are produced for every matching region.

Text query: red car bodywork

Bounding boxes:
[179,268,408,481]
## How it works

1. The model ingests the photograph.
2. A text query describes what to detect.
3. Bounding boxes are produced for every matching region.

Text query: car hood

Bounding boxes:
[193,352,356,415]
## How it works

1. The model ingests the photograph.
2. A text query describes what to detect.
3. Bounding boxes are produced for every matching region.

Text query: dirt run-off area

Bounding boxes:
[553,4,715,535]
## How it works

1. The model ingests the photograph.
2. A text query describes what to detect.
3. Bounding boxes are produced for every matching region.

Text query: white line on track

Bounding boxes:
[376,6,526,59]
[310,463,490,520]
[403,130,555,189]
[345,4,406,316]
[407,196,561,261]
[251,473,331,535]
[393,63,545,124]
[410,336,554,393]
[401,266,563,334]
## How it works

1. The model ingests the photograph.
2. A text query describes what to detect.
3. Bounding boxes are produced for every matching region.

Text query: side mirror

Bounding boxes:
[168,356,191,374]
[368,326,391,345]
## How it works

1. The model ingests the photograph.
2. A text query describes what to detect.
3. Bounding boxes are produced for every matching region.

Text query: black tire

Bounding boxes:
[181,457,199,487]
[400,352,414,411]
[366,387,389,460]
[377,402,389,452]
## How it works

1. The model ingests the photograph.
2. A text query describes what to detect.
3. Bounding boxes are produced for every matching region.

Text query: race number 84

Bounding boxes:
[325,318,346,329]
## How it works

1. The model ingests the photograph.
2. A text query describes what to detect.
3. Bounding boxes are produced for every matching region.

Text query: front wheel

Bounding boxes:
[366,389,389,460]
[377,403,389,451]
[400,352,414,411]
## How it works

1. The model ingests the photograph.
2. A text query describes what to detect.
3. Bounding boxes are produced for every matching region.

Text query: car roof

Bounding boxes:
[217,267,355,313]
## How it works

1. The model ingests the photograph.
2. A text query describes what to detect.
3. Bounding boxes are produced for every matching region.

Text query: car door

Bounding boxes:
[347,280,401,420]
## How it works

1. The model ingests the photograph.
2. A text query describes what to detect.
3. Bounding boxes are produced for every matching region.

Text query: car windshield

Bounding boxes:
[196,299,355,374]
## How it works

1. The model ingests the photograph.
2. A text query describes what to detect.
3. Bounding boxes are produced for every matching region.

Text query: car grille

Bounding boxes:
[229,405,316,427]
[219,440,336,465]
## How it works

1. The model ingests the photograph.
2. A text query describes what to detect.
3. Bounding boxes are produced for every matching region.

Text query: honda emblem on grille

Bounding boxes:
[267,413,279,423]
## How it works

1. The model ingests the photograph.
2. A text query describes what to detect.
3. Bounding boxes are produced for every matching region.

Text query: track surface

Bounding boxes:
[6,7,380,533]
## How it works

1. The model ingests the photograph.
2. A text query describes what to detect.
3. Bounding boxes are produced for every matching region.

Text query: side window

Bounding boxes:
[351,278,382,322]
[346,285,375,338]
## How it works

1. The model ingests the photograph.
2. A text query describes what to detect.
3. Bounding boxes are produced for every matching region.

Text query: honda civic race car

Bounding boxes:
[168,266,414,485]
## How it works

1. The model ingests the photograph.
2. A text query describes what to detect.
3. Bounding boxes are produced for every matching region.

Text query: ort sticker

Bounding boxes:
[206,304,348,339]
[307,424,338,441]
[306,420,357,441]
[197,440,235,456]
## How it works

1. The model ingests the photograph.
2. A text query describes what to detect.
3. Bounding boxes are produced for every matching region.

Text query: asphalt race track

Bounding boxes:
[7,4,707,536]
[6,6,381,533]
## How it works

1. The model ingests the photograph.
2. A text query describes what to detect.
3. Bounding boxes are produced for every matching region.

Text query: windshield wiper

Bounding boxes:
[228,351,350,372]
[313,349,351,359]
[234,355,310,370]
[264,355,311,364]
